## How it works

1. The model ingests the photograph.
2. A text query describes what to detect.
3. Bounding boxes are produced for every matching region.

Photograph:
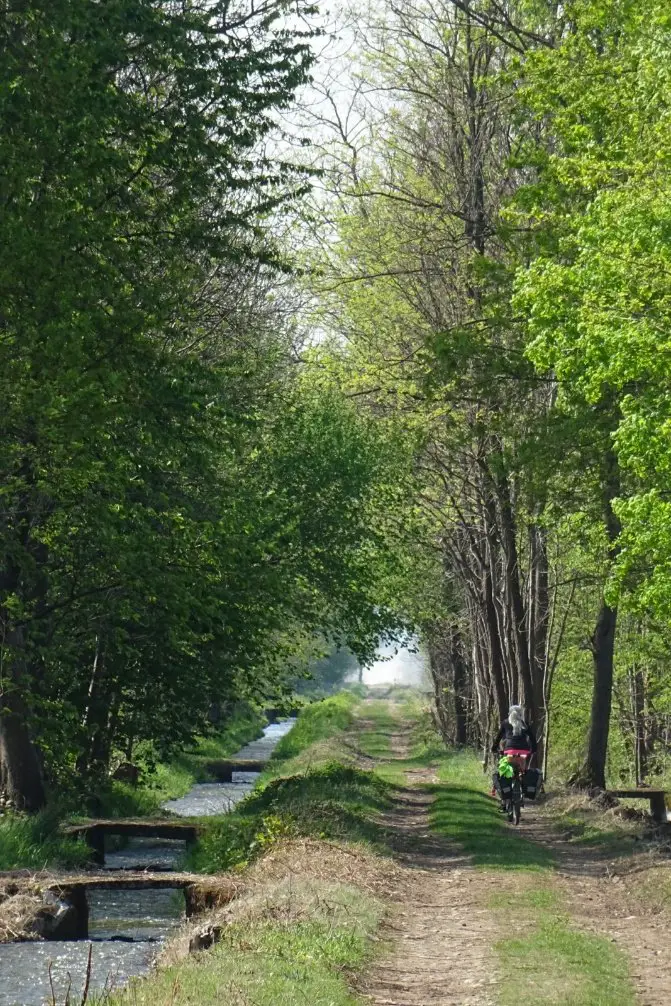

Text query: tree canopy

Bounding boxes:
[4,0,671,808]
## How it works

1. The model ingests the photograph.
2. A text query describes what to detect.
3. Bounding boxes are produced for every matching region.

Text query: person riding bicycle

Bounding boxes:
[492,704,537,759]
[491,705,537,808]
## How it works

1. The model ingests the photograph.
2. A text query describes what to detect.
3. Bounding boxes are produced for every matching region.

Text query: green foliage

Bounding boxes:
[90,704,266,818]
[294,643,361,697]
[508,0,671,782]
[0,0,420,812]
[0,810,89,871]
[304,0,671,788]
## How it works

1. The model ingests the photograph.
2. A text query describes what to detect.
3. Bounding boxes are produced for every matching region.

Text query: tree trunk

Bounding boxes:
[450,627,469,745]
[427,622,470,746]
[579,443,621,790]
[528,523,550,766]
[497,475,540,728]
[583,601,618,789]
[76,637,114,780]
[482,563,508,721]
[632,666,647,783]
[0,627,46,811]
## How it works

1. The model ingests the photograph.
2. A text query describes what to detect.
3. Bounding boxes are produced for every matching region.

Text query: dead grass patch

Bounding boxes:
[0,890,44,941]
[540,788,651,842]
[161,836,399,964]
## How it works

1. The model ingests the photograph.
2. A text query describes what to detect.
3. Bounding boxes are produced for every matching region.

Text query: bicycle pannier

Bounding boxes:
[497,774,514,798]
[522,768,543,800]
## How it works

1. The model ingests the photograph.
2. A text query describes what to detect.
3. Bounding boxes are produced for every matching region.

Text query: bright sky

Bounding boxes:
[347,640,430,688]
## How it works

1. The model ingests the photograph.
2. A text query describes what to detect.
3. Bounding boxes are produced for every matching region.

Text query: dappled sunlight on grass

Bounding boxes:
[430,784,554,870]
[498,919,635,1006]
[429,749,555,870]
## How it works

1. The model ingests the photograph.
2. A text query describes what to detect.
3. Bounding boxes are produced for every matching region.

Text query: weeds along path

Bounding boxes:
[356,709,499,1006]
[354,700,671,1006]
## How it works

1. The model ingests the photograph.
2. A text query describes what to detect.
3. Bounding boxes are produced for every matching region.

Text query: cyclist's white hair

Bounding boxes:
[508,704,526,734]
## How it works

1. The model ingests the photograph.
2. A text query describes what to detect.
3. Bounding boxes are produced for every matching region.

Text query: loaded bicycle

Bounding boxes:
[496,749,541,824]
[491,704,543,825]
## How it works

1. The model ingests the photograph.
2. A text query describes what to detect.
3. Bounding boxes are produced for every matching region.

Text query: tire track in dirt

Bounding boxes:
[520,805,671,1006]
[356,708,671,1006]
[357,725,500,1006]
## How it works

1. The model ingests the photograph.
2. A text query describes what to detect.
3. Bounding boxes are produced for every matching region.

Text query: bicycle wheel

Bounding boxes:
[512,779,522,825]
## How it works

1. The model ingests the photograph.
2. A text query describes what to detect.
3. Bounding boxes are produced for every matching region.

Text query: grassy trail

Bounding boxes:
[358,698,669,1006]
[99,692,671,1006]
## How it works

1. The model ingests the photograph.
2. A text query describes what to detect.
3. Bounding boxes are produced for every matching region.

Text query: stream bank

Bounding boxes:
[0,720,294,1006]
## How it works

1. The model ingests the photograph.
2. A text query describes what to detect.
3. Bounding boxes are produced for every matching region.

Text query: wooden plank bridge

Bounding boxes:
[0,870,239,940]
[63,818,202,865]
[204,759,268,781]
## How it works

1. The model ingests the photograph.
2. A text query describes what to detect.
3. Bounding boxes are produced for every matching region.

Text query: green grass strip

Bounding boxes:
[498,919,635,1006]
[431,749,554,870]
[491,887,635,1006]
[270,691,358,763]
[0,809,90,871]
[356,701,396,760]
[108,888,381,1006]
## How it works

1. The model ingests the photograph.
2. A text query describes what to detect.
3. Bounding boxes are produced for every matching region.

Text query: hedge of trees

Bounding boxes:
[0,1,409,810]
[6,0,671,810]
[307,0,671,789]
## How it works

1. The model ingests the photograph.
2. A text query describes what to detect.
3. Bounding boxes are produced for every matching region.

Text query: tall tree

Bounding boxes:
[0,0,315,808]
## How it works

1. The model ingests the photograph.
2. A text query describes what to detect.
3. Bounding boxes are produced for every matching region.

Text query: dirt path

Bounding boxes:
[358,727,499,1006]
[357,713,671,1006]
[522,808,671,1006]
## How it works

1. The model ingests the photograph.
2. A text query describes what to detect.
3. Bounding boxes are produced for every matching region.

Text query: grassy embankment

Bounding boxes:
[0,702,265,871]
[16,690,649,1006]
[108,690,395,1006]
[187,690,393,874]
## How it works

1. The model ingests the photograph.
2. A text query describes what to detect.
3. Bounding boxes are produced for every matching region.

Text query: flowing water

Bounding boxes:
[0,719,295,1006]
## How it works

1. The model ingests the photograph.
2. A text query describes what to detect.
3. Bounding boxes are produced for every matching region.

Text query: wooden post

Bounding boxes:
[650,792,667,823]
[59,886,89,939]
[87,826,105,865]
[184,884,199,918]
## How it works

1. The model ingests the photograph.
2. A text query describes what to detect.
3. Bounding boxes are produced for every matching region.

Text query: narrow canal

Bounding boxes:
[0,720,295,1006]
